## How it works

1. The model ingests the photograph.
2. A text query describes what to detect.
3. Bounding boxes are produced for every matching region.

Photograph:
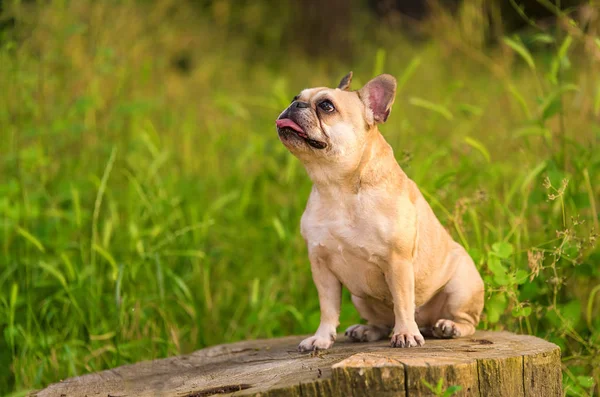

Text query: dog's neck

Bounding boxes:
[303,128,404,197]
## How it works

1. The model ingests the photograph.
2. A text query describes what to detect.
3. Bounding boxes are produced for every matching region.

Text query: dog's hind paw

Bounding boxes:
[432,319,461,338]
[345,324,389,342]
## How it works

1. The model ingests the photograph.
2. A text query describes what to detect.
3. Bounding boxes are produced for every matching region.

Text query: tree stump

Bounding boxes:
[33,331,561,397]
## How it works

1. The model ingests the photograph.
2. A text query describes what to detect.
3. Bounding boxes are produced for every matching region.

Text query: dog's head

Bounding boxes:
[275,72,397,165]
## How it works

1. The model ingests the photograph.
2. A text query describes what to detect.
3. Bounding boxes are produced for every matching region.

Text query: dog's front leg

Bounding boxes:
[298,258,342,352]
[386,257,425,348]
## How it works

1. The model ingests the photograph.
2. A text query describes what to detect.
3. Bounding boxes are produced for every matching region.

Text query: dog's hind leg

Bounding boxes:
[418,244,484,338]
[345,295,393,342]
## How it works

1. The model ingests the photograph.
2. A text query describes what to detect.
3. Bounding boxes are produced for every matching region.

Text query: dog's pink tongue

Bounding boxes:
[276,118,304,133]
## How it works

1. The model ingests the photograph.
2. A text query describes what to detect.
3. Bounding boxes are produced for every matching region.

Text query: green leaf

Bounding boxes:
[409,97,454,120]
[250,278,260,307]
[92,243,119,281]
[443,385,463,397]
[512,305,532,317]
[487,257,506,277]
[457,103,482,117]
[421,379,436,393]
[594,82,600,117]
[468,248,483,264]
[530,33,555,44]
[505,159,547,207]
[520,160,547,193]
[436,378,444,393]
[39,262,68,289]
[272,77,290,108]
[494,272,511,286]
[16,226,46,253]
[577,376,595,388]
[397,56,421,93]
[549,36,573,84]
[503,36,535,70]
[541,97,562,121]
[486,293,508,323]
[282,304,304,324]
[464,137,491,163]
[507,83,531,118]
[434,171,457,189]
[492,242,514,259]
[373,48,386,77]
[515,269,529,285]
[10,283,18,314]
[536,84,577,122]
[562,241,579,259]
[545,310,561,328]
[561,300,582,328]
[272,217,286,241]
[586,284,600,331]
[208,190,240,214]
[488,256,511,286]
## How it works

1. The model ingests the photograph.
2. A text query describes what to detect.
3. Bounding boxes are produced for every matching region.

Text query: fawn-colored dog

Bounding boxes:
[276,72,484,351]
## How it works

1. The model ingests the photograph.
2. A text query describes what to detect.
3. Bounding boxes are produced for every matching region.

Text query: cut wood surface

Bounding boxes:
[33,331,561,397]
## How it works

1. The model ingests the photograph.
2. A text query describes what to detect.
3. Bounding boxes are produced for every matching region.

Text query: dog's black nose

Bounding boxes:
[294,101,310,109]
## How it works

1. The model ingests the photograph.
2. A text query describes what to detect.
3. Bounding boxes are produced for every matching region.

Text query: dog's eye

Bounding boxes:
[318,100,335,113]
[291,95,299,104]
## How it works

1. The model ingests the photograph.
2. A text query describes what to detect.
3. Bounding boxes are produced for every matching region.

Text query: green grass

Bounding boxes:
[0,1,599,396]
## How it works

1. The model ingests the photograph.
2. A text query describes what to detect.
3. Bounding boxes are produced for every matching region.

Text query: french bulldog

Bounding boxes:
[275,72,484,351]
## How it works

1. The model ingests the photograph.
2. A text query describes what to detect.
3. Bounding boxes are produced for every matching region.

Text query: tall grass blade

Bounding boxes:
[16,227,45,253]
[91,148,118,270]
[373,48,386,77]
[409,98,454,120]
[396,56,421,93]
[503,36,535,71]
[549,36,573,84]
[464,137,491,163]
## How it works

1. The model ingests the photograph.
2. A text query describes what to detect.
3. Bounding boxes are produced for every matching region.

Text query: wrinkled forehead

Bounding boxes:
[297,87,328,101]
[297,87,363,108]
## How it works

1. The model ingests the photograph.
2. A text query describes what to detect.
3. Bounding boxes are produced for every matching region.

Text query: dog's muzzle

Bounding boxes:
[276,103,327,149]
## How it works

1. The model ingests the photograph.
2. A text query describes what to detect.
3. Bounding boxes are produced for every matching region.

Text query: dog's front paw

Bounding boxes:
[345,324,389,342]
[390,329,425,348]
[432,319,461,338]
[298,335,334,352]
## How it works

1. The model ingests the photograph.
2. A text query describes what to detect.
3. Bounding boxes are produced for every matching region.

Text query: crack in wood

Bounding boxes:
[185,384,252,396]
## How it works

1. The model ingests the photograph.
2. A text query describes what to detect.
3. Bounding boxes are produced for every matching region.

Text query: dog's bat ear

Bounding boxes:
[358,74,397,124]
[337,71,353,90]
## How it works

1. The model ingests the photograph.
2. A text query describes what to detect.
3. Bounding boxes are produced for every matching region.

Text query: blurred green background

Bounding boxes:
[1,0,599,395]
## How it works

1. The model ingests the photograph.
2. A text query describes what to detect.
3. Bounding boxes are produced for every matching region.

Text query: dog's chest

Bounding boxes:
[301,194,393,301]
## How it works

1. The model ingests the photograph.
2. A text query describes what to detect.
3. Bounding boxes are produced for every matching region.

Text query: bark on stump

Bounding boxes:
[33,331,561,397]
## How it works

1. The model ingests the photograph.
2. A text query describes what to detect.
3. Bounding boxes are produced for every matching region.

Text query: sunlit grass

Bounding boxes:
[0,1,599,395]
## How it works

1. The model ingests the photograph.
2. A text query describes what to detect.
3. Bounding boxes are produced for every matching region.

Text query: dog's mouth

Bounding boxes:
[276,119,327,150]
